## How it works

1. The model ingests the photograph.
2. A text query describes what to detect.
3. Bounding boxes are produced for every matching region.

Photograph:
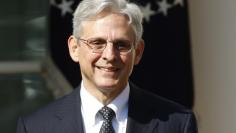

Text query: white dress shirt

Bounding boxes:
[80,81,129,133]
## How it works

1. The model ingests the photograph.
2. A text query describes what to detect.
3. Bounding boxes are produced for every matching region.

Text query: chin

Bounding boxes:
[97,83,117,89]
[94,77,127,91]
[96,80,119,89]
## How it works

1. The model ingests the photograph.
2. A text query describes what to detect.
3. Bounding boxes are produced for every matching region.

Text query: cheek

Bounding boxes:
[79,52,101,67]
[121,55,135,71]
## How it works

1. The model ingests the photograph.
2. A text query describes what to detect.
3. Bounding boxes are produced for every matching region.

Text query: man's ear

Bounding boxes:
[68,36,80,62]
[134,39,145,65]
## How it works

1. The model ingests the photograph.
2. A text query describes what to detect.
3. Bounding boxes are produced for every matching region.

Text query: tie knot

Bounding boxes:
[99,106,115,121]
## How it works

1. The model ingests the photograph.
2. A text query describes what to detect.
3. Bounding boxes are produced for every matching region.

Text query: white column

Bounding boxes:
[188,0,236,133]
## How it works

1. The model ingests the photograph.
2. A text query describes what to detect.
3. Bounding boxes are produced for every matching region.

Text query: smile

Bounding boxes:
[96,66,119,72]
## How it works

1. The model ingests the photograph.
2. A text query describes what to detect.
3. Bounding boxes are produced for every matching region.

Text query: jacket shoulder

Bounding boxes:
[128,83,197,132]
[130,83,190,113]
[19,88,79,129]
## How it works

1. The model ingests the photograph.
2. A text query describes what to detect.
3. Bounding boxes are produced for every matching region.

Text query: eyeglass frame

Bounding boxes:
[76,37,135,55]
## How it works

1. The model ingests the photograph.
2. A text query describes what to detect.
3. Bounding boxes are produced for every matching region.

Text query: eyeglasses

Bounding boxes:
[77,37,133,55]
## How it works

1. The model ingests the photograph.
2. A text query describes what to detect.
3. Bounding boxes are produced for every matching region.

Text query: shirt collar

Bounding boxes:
[80,81,129,125]
[108,84,129,121]
[80,81,104,126]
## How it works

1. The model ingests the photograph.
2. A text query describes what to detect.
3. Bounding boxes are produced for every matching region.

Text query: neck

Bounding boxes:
[82,82,126,105]
[97,91,117,105]
[92,86,124,105]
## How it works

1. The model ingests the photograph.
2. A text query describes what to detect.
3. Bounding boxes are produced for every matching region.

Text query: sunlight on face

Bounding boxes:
[70,12,144,97]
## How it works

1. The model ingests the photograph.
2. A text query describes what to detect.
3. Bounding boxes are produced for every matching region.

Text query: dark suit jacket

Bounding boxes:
[16,83,197,133]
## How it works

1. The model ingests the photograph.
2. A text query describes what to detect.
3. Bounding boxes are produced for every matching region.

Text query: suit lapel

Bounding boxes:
[55,86,84,133]
[126,83,146,133]
[126,83,159,133]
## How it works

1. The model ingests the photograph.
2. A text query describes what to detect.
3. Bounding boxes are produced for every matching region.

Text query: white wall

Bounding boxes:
[188,0,236,132]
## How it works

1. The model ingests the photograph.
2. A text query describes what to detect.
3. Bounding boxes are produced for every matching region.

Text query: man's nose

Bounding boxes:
[101,42,118,61]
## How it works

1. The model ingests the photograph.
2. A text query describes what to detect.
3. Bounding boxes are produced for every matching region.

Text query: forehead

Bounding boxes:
[80,13,134,40]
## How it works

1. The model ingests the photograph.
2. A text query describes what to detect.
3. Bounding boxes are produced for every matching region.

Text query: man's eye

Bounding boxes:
[115,40,131,49]
[89,39,106,45]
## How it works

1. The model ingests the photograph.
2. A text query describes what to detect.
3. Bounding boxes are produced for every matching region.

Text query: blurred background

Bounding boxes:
[0,0,72,132]
[0,0,236,133]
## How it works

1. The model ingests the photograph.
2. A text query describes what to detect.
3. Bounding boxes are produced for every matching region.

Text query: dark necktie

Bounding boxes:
[98,106,115,133]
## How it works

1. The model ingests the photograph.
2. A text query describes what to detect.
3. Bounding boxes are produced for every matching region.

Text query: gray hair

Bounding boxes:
[72,0,143,45]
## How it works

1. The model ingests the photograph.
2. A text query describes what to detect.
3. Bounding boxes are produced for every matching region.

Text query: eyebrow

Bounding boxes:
[87,37,131,42]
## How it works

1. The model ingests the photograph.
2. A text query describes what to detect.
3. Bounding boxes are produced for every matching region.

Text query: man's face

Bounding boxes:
[68,13,144,96]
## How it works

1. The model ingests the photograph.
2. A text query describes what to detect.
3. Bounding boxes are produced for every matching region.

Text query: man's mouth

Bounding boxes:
[96,66,119,72]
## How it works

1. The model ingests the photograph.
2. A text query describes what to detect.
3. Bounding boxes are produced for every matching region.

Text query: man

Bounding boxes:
[17,0,197,133]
